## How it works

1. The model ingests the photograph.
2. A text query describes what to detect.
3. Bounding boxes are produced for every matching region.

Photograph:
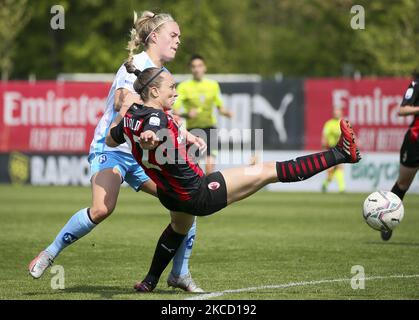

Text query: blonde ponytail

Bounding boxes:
[125,10,175,71]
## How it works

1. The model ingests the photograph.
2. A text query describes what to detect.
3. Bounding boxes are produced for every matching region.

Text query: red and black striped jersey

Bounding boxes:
[401,79,419,142]
[111,104,204,200]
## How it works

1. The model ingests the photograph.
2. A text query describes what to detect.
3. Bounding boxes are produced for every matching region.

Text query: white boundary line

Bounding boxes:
[185,274,419,300]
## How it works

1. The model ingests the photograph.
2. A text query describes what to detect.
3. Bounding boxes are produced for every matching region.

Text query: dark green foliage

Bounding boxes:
[4,0,419,79]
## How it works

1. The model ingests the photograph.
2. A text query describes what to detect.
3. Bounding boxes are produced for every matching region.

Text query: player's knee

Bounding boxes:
[171,222,191,235]
[171,217,194,235]
[90,205,114,223]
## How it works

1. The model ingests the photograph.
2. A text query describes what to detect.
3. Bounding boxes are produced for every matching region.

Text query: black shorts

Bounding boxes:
[400,131,419,168]
[189,127,217,157]
[157,171,227,216]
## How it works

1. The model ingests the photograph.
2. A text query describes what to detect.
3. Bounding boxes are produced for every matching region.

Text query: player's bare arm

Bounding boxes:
[185,130,207,154]
[139,130,160,150]
[104,127,120,148]
[398,105,419,116]
[114,88,142,113]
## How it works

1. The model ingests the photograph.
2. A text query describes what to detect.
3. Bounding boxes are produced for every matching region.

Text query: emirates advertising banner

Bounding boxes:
[0,81,109,153]
[1,78,418,193]
[304,78,412,152]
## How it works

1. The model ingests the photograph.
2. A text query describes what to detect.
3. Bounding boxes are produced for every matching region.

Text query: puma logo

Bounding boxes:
[252,93,294,143]
[161,244,175,253]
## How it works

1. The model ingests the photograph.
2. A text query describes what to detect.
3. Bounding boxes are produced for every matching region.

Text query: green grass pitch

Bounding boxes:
[0,185,418,300]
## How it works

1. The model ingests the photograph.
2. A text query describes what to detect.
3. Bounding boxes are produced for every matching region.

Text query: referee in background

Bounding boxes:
[321,107,346,193]
[173,54,232,174]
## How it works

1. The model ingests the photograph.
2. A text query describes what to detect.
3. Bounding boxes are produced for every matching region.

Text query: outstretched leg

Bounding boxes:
[223,120,360,205]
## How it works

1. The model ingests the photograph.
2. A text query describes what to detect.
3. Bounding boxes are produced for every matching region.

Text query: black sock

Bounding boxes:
[276,148,346,183]
[144,224,186,286]
[391,182,407,201]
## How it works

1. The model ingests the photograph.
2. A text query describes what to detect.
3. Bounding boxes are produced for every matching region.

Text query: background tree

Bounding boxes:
[0,0,31,80]
[7,0,419,79]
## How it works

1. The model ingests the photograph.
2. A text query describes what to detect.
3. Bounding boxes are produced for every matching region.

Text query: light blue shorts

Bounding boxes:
[88,151,150,191]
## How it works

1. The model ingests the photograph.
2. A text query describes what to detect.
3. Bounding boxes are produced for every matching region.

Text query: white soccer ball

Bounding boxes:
[362,191,404,231]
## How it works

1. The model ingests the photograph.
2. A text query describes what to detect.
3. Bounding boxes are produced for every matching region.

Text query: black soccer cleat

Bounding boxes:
[134,275,158,293]
[381,229,393,241]
[134,280,156,292]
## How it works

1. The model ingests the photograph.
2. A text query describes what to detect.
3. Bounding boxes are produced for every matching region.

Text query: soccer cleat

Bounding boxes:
[336,120,361,163]
[134,280,156,293]
[28,251,54,279]
[167,272,204,293]
[381,229,393,241]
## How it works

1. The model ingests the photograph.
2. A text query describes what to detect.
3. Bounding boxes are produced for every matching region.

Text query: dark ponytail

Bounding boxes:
[125,65,165,101]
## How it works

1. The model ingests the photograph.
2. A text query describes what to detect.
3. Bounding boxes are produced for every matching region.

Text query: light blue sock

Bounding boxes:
[45,208,96,258]
[171,218,197,277]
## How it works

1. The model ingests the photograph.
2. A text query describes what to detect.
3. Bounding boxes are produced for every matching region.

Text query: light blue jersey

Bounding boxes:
[88,51,156,190]
[89,51,156,155]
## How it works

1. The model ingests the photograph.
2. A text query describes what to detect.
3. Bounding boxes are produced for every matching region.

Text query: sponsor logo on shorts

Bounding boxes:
[62,232,78,244]
[98,154,107,164]
[208,181,220,190]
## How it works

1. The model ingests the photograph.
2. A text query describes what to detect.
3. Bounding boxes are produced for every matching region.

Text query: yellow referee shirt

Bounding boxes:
[322,118,341,148]
[173,78,223,129]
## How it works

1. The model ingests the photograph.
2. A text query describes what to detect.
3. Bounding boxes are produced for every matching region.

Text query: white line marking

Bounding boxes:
[185,274,419,300]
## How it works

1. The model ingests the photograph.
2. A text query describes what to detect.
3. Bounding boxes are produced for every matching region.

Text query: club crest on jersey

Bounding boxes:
[98,154,107,164]
[62,232,78,244]
[405,88,414,99]
[208,181,220,190]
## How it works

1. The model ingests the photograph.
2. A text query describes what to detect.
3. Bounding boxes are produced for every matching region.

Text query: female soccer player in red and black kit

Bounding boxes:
[106,66,362,292]
[381,72,419,241]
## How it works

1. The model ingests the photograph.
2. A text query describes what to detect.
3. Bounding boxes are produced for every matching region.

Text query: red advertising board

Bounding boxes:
[0,81,110,153]
[1,78,414,154]
[304,78,411,152]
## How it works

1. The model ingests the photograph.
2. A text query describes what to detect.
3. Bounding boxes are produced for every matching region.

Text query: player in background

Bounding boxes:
[382,71,419,241]
[29,11,203,292]
[106,67,362,292]
[173,54,232,174]
[321,107,346,193]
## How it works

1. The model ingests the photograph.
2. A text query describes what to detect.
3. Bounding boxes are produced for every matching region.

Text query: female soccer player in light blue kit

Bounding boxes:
[28,11,202,292]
